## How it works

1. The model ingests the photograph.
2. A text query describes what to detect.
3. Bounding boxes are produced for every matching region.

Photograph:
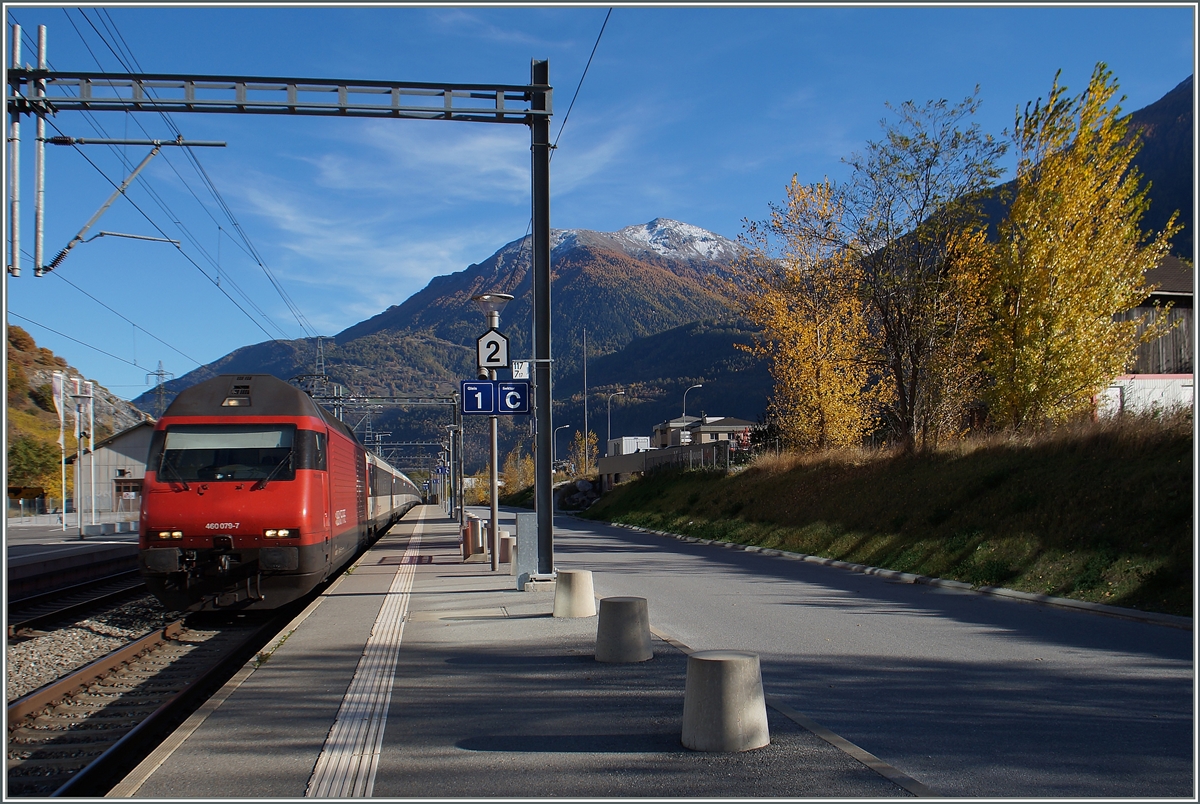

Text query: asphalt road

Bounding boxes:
[542,511,1193,798]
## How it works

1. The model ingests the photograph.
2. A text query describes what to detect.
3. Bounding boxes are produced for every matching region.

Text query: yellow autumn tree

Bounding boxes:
[567,429,598,477]
[983,64,1181,428]
[501,444,536,492]
[735,178,883,451]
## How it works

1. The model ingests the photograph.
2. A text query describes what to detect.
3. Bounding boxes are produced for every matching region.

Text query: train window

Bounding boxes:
[296,430,327,471]
[146,429,167,470]
[160,425,296,482]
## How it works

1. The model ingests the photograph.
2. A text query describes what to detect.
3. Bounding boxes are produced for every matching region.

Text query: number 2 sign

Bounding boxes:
[476,329,510,370]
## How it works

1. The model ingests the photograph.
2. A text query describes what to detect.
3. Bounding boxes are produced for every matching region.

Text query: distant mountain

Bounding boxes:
[553,316,771,445]
[1129,75,1193,261]
[336,218,743,376]
[979,74,1193,260]
[133,219,754,470]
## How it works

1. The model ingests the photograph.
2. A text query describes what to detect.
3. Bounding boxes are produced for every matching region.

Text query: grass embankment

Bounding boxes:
[580,415,1194,617]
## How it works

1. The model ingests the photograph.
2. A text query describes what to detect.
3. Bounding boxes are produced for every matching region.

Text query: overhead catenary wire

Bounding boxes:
[66,9,313,338]
[24,13,293,342]
[505,7,612,290]
[14,17,293,348]
[14,239,203,367]
[9,311,145,370]
[48,267,202,366]
[40,116,285,343]
[82,8,318,338]
[42,10,317,340]
[552,7,612,153]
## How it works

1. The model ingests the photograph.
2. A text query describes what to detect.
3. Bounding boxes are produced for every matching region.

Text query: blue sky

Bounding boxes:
[4,4,1195,402]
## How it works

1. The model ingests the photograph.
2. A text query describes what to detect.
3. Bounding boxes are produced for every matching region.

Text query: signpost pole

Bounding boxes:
[472,294,513,573]
[489,363,500,573]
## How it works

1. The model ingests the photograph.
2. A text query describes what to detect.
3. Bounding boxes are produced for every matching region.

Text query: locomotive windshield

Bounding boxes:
[160,424,295,482]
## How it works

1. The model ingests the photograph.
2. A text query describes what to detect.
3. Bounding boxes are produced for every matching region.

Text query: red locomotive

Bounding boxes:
[139,373,420,611]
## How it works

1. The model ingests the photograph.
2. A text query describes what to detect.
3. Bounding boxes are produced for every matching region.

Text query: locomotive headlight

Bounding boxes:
[264,528,295,538]
[157,530,183,540]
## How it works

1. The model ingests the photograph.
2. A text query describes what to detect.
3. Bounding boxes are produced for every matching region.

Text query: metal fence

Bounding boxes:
[7,496,139,525]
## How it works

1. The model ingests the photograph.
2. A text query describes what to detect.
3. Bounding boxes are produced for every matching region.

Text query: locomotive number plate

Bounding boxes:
[205,522,240,530]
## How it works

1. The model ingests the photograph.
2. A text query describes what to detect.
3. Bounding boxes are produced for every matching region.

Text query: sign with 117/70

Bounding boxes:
[461,380,531,415]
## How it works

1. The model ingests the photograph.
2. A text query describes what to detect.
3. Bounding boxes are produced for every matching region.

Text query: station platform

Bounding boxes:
[112,505,911,798]
[7,524,139,599]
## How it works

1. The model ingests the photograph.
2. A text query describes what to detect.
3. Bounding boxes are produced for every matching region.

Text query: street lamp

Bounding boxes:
[683,383,703,419]
[554,424,571,468]
[606,390,626,449]
[472,291,514,573]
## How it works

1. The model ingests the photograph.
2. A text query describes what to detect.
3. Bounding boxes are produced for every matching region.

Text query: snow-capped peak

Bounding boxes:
[494,218,742,265]
[612,218,741,261]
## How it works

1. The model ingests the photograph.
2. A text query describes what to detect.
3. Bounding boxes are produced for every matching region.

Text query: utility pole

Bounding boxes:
[531,59,554,580]
[8,24,20,277]
[147,361,174,418]
[578,328,583,480]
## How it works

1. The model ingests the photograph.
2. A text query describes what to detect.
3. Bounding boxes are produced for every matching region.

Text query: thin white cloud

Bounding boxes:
[293,123,531,205]
[224,172,525,323]
[426,8,570,48]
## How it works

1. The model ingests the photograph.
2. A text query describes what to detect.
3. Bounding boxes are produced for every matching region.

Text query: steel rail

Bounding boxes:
[7,578,149,638]
[7,619,185,722]
[8,568,143,610]
[48,612,291,797]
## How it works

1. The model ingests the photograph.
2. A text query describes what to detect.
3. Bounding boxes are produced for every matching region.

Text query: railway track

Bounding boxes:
[8,571,148,639]
[6,611,290,797]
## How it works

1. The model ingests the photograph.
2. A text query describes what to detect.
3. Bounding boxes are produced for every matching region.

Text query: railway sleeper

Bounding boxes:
[57,693,171,709]
[102,666,210,685]
[49,699,169,715]
[7,734,129,755]
[28,720,144,739]
[7,728,125,746]
[8,749,112,770]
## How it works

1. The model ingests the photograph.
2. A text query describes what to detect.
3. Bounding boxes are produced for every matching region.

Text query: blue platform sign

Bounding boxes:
[460,380,531,415]
[497,381,531,414]
[461,381,496,414]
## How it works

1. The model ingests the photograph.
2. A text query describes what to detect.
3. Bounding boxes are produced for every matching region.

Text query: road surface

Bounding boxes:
[546,512,1193,798]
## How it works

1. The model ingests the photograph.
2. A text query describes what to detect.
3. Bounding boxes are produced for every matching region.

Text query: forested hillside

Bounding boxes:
[7,326,149,497]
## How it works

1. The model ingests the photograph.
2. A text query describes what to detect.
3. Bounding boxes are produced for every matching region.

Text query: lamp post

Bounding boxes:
[439,449,449,510]
[472,292,514,573]
[683,384,702,419]
[447,423,463,526]
[554,424,571,470]
[606,390,625,450]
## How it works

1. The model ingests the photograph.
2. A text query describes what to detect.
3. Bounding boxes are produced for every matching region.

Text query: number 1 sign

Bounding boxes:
[461,381,496,414]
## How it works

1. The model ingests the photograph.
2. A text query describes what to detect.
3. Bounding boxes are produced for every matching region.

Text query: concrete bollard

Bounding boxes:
[471,519,486,554]
[595,597,652,663]
[499,531,514,563]
[681,650,770,752]
[552,569,596,618]
[461,521,474,559]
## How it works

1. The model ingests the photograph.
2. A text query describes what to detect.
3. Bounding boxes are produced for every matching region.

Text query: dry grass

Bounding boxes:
[587,411,1194,616]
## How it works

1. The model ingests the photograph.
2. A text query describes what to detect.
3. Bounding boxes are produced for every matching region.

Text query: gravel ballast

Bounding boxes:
[7,597,181,701]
